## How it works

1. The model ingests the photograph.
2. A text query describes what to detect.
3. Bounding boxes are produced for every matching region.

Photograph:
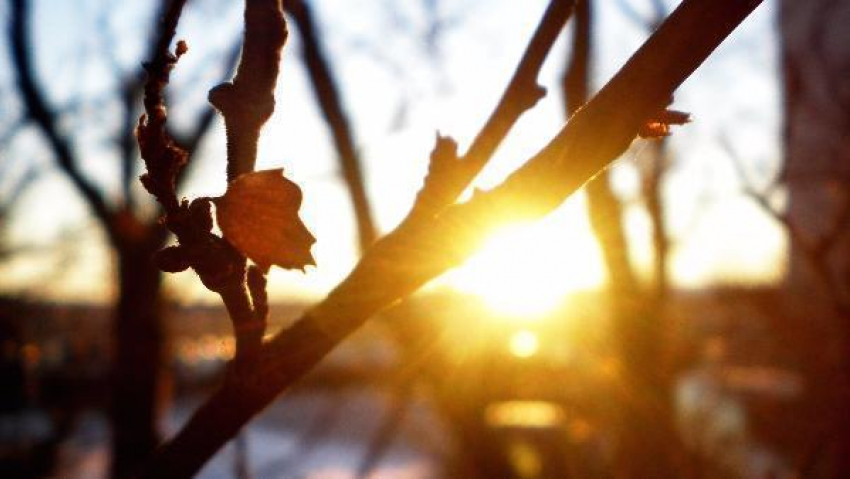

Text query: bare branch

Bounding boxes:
[174,38,244,189]
[104,1,170,209]
[205,0,288,358]
[209,0,287,181]
[115,0,241,206]
[721,134,850,314]
[564,0,590,114]
[7,0,113,227]
[138,0,288,366]
[411,0,575,217]
[140,1,764,476]
[137,0,190,214]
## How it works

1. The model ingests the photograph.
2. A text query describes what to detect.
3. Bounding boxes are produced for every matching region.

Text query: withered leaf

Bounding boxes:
[215,168,316,272]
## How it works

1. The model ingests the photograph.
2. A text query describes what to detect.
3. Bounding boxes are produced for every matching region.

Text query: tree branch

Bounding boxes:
[138,0,287,366]
[284,0,379,251]
[138,0,763,476]
[209,0,287,181]
[8,0,113,228]
[113,0,170,210]
[411,0,574,217]
[173,38,245,190]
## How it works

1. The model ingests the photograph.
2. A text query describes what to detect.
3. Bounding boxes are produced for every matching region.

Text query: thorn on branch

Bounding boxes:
[517,83,548,112]
[404,0,574,218]
[638,108,691,139]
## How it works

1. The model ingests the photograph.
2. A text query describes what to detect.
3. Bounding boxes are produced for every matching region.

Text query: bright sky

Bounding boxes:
[0,0,785,307]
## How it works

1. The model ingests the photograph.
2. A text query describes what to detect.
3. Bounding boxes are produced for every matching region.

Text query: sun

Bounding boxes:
[441,199,606,318]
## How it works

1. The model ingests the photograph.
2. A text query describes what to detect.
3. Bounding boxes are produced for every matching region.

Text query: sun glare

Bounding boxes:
[442,201,606,318]
[509,330,539,358]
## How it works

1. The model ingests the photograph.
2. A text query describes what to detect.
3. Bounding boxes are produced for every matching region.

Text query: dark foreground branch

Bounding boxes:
[138,0,288,368]
[141,0,763,476]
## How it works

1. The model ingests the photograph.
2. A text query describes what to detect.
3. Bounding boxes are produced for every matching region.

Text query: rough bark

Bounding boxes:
[283,0,378,251]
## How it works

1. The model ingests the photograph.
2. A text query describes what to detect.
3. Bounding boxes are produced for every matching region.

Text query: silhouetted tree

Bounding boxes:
[778,2,850,474]
[5,1,239,475]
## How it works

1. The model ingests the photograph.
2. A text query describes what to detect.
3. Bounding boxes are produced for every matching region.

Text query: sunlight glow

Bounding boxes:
[485,400,565,428]
[509,330,539,358]
[442,202,606,318]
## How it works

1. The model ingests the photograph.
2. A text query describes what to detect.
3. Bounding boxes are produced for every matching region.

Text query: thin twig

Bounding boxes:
[137,0,286,363]
[410,0,575,217]
[722,134,850,315]
[284,0,379,251]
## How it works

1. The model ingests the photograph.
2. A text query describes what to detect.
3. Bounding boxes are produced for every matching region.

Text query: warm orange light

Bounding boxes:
[509,329,539,358]
[485,400,565,428]
[442,203,605,318]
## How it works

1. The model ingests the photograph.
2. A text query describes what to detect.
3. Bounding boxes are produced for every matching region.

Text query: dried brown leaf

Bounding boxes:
[215,168,316,272]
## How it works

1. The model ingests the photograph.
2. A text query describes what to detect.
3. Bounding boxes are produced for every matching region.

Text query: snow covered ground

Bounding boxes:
[55,389,445,479]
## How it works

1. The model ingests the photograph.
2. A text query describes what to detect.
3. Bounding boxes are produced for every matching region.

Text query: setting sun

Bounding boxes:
[441,199,606,318]
[509,330,540,358]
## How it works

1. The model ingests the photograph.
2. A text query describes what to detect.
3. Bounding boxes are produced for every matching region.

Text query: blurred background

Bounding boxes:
[0,0,848,477]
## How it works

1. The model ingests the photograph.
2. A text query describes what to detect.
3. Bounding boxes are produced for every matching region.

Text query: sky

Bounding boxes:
[0,0,784,307]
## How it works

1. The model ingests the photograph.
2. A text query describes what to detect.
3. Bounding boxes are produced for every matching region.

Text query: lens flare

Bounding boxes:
[509,329,539,358]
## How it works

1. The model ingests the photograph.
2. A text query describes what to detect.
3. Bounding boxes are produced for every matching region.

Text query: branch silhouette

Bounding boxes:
[138,0,764,476]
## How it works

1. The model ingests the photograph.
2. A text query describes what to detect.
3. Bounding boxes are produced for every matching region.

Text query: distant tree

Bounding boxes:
[780,0,850,315]
[778,1,850,474]
[563,1,687,477]
[5,1,240,475]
